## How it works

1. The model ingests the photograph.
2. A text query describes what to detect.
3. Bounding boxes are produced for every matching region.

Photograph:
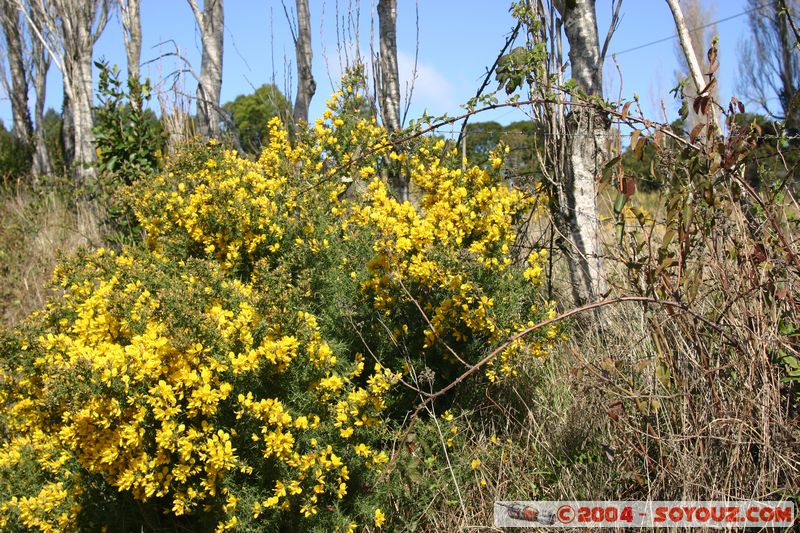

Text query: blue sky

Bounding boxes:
[0,0,755,133]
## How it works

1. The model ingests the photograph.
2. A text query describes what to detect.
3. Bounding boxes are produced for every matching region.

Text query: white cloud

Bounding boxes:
[397,50,456,116]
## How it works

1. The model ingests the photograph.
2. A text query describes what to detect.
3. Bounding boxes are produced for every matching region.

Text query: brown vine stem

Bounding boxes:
[383,295,713,467]
[412,297,686,410]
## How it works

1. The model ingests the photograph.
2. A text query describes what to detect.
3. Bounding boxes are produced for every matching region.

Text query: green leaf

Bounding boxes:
[778,320,798,336]
[781,355,799,369]
[656,361,671,388]
[613,193,626,216]
[662,229,676,247]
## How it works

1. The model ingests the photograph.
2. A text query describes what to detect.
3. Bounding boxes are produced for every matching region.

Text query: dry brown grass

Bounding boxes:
[408,295,798,531]
[407,181,799,531]
[0,183,103,327]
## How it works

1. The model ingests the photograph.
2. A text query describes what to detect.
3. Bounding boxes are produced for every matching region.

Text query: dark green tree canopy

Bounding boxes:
[223,84,290,154]
[464,120,542,179]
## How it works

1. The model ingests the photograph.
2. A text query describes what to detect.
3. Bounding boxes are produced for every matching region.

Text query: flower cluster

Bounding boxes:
[1,247,398,531]
[351,140,554,381]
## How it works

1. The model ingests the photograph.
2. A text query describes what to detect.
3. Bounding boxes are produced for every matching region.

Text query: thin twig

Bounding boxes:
[347,314,431,397]
[395,276,473,369]
[598,0,624,73]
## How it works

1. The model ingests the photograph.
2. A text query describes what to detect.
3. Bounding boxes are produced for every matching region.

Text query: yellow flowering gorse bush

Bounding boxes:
[352,139,555,382]
[0,83,555,531]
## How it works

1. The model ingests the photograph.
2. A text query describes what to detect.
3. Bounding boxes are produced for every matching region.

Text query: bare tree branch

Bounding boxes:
[599,0,623,73]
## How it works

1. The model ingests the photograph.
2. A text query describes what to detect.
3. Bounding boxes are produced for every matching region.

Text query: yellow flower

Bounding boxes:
[300,503,318,517]
[354,443,370,456]
[470,458,482,470]
[374,508,386,528]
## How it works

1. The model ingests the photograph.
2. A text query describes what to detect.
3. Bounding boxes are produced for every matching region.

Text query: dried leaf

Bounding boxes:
[634,137,647,161]
[690,123,705,144]
[608,400,623,422]
[622,176,636,196]
[698,77,717,97]
[629,129,640,149]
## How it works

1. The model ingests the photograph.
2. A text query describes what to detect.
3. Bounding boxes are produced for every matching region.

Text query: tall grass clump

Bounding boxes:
[0,183,103,328]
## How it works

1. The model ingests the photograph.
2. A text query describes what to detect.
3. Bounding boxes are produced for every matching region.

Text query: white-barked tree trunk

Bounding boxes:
[188,0,224,138]
[292,0,315,123]
[553,0,609,305]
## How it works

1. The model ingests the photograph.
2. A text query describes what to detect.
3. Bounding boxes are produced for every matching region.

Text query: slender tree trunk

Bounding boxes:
[666,0,706,95]
[293,0,315,123]
[553,0,608,306]
[61,11,102,185]
[119,0,142,109]
[377,0,400,132]
[62,87,75,170]
[20,0,109,184]
[671,0,718,131]
[30,8,52,177]
[188,0,224,139]
[377,0,407,200]
[667,0,718,132]
[1,0,33,144]
[70,52,97,183]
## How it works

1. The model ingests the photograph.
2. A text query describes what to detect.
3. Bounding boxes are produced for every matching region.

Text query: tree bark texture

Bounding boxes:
[377,0,408,201]
[377,0,400,132]
[666,0,720,133]
[19,0,109,184]
[670,0,719,131]
[30,0,52,176]
[64,29,99,184]
[188,0,224,139]
[61,87,75,169]
[553,0,608,306]
[1,0,34,143]
[667,0,707,102]
[119,0,142,106]
[293,0,315,123]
